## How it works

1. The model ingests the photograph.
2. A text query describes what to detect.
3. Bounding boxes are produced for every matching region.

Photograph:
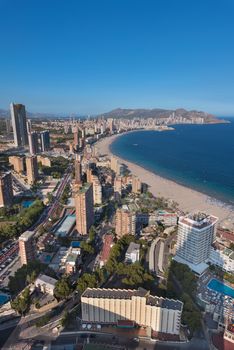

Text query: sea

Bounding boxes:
[110,118,234,207]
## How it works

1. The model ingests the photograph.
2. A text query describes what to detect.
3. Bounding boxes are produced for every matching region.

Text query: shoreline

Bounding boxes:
[95,132,234,221]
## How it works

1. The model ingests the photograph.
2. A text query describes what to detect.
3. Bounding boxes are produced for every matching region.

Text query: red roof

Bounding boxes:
[100,235,113,263]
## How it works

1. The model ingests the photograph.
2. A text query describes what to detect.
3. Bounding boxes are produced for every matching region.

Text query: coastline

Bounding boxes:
[95,132,234,221]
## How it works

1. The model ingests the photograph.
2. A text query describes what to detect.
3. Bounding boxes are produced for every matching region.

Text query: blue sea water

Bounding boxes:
[110,119,234,206]
[208,279,234,298]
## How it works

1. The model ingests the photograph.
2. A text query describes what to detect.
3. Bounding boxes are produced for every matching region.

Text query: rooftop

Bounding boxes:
[54,214,76,237]
[126,242,140,255]
[82,287,183,311]
[35,274,57,287]
[75,182,92,194]
[19,230,34,241]
[179,212,218,230]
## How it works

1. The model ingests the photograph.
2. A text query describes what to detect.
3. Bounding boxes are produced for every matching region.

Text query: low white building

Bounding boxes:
[35,274,57,295]
[81,287,183,336]
[125,242,140,263]
[208,247,234,273]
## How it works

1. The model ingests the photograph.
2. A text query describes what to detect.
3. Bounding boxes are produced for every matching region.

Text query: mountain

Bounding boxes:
[100,107,221,122]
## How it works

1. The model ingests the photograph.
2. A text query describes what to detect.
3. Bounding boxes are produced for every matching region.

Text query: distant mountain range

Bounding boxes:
[99,107,221,122]
[0,106,224,123]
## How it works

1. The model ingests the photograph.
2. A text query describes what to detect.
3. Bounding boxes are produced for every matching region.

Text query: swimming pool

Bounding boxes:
[207,278,234,298]
[0,293,10,305]
[22,200,34,208]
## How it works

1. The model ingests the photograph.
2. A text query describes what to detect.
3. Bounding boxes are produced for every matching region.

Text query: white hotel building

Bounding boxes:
[81,287,183,336]
[175,213,218,274]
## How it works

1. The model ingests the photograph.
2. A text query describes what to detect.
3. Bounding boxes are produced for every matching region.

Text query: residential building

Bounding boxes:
[74,154,82,185]
[26,156,38,185]
[35,274,57,295]
[125,242,140,263]
[110,156,120,175]
[175,212,218,274]
[208,247,234,273]
[81,287,183,336]
[73,128,79,151]
[114,176,122,194]
[10,103,28,147]
[224,324,234,345]
[9,155,25,173]
[65,253,78,274]
[0,172,13,207]
[115,205,136,239]
[28,131,39,155]
[19,230,36,265]
[155,210,178,227]
[74,183,94,235]
[37,155,51,167]
[132,176,142,194]
[91,175,102,205]
[40,131,50,152]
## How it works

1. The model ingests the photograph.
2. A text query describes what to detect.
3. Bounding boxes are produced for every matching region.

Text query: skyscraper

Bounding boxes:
[28,131,39,155]
[115,205,136,239]
[75,183,94,235]
[132,176,142,194]
[73,127,79,151]
[19,231,36,265]
[10,103,28,147]
[0,172,13,207]
[175,212,218,274]
[26,156,38,185]
[74,154,82,185]
[40,131,50,152]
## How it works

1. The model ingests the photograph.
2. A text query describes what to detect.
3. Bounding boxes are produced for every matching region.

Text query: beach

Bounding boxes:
[95,133,234,221]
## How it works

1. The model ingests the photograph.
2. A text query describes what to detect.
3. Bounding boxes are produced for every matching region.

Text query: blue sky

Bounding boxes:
[0,0,234,115]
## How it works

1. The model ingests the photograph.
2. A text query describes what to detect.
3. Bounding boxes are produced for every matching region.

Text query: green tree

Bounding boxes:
[54,276,72,300]
[11,287,31,316]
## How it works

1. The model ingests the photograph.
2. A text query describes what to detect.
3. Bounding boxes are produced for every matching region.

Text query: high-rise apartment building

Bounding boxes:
[9,156,25,173]
[73,128,79,151]
[114,176,122,194]
[10,103,28,147]
[0,172,13,207]
[19,230,36,265]
[81,287,183,336]
[74,154,82,185]
[91,175,102,205]
[75,183,94,235]
[115,205,136,239]
[175,212,218,274]
[26,156,38,185]
[28,131,39,155]
[40,131,50,152]
[110,156,120,175]
[132,176,142,194]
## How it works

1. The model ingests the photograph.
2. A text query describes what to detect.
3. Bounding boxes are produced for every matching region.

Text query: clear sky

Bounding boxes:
[0,0,234,115]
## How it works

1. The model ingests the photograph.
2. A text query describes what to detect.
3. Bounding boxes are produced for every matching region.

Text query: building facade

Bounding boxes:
[28,131,39,155]
[10,103,28,147]
[9,156,25,173]
[175,213,218,274]
[115,206,136,239]
[40,131,50,152]
[132,176,142,194]
[19,230,36,265]
[0,172,13,207]
[26,156,39,185]
[75,183,94,235]
[125,242,140,263]
[208,247,234,273]
[81,288,183,336]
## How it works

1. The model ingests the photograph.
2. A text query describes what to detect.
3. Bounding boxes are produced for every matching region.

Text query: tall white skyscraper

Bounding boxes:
[175,212,218,274]
[10,103,28,147]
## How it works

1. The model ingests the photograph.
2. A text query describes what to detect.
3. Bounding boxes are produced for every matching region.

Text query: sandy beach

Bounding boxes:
[95,133,234,221]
